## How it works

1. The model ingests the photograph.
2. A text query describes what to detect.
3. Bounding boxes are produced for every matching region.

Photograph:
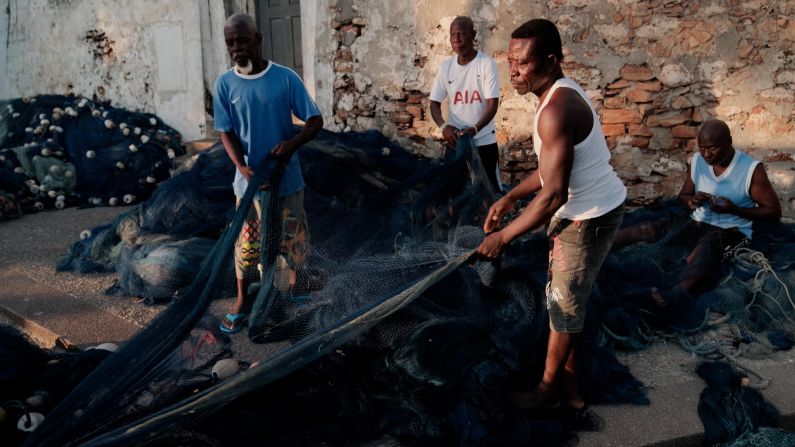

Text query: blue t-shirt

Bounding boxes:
[213,62,321,198]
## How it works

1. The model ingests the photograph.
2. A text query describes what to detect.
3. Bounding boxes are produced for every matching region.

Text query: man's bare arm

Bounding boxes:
[430,100,459,147]
[460,98,499,136]
[500,102,573,241]
[678,163,712,209]
[477,98,499,132]
[429,100,445,128]
[477,97,575,258]
[271,115,324,161]
[712,164,781,221]
[483,170,541,233]
[507,169,542,200]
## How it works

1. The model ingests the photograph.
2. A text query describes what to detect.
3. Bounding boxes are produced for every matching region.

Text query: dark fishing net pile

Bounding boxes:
[11,132,650,447]
[597,204,795,360]
[0,95,183,221]
[594,201,795,445]
[0,324,111,447]
[57,144,236,302]
[695,361,795,446]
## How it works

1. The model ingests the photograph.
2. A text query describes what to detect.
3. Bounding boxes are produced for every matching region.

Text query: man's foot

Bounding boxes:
[560,395,586,411]
[559,372,586,411]
[650,286,692,312]
[650,287,667,308]
[512,382,558,409]
[219,312,249,334]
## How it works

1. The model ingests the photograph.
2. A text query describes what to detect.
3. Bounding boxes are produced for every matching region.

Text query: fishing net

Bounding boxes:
[57,142,236,302]
[695,361,792,446]
[0,324,111,447]
[601,206,795,447]
[21,133,649,447]
[0,95,183,216]
[0,146,41,217]
[599,203,795,359]
[720,427,795,447]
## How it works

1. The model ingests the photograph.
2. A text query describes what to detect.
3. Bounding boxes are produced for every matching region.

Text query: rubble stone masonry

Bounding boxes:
[321,0,795,217]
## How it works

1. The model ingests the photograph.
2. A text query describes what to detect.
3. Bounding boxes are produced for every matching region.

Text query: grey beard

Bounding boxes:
[235,60,253,75]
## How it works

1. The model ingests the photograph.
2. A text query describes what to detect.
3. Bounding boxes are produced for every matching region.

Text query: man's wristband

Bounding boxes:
[440,122,449,131]
[473,125,479,134]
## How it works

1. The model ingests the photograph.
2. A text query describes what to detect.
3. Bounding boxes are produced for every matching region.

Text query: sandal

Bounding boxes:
[219,312,249,334]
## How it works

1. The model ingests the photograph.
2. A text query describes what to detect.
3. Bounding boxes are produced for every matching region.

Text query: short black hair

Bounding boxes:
[511,19,563,62]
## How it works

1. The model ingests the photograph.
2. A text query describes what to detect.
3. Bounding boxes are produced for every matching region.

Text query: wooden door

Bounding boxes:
[257,0,303,77]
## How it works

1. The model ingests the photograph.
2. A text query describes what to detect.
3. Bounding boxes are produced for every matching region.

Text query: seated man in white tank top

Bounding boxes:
[613,119,781,307]
[475,19,626,411]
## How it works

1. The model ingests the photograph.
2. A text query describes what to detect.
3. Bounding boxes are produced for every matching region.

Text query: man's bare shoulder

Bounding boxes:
[537,88,591,141]
[537,89,577,127]
[556,87,592,114]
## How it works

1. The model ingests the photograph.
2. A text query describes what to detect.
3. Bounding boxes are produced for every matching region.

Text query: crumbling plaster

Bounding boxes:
[0,1,10,98]
[317,0,795,217]
[1,0,206,141]
[2,0,793,216]
[199,0,230,116]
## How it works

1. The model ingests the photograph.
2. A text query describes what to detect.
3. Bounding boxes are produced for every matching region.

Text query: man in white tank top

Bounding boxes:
[613,120,781,306]
[475,19,626,411]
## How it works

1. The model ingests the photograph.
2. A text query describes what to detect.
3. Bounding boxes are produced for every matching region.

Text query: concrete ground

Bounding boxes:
[1,206,794,446]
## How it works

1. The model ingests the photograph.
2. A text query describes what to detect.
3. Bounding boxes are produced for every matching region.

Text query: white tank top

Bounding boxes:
[533,78,626,220]
[690,150,759,239]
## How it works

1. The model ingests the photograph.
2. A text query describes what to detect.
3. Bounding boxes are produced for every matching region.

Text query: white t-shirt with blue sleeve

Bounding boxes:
[429,51,500,146]
[213,62,321,198]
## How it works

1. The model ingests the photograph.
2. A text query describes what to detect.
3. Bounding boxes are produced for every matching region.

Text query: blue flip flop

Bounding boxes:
[219,312,249,334]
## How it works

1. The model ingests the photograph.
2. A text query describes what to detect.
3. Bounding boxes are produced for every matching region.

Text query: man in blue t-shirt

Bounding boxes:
[213,12,323,333]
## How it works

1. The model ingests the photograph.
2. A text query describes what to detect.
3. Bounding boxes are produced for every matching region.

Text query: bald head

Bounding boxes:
[698,119,734,166]
[449,16,476,57]
[698,119,731,143]
[451,16,475,34]
[225,13,258,33]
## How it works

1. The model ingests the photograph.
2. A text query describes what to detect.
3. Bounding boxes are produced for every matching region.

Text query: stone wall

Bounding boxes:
[4,0,791,214]
[316,0,795,217]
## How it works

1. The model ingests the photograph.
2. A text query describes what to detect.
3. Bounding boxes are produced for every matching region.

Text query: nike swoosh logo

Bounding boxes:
[231,97,240,104]
[448,80,455,84]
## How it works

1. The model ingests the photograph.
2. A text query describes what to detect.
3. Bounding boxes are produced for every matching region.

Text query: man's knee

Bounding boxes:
[546,282,587,334]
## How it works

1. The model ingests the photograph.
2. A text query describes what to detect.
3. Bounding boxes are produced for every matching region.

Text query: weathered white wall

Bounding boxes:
[0,1,10,100]
[305,0,336,125]
[200,0,231,115]
[1,0,207,141]
[300,0,318,99]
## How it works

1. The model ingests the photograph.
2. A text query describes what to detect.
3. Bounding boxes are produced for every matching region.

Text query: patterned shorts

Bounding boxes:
[546,204,624,333]
[234,190,308,279]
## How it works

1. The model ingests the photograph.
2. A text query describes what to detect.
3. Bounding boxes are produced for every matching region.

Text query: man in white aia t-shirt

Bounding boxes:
[429,16,502,192]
